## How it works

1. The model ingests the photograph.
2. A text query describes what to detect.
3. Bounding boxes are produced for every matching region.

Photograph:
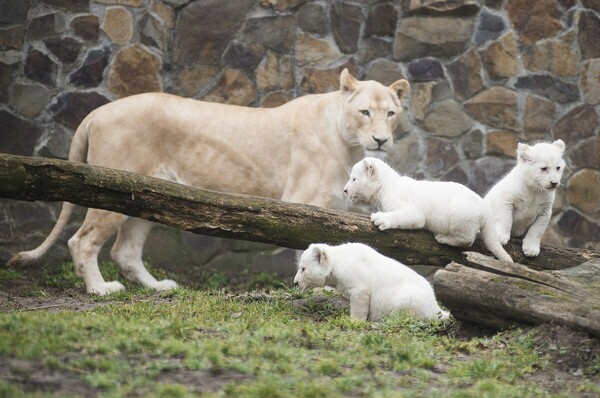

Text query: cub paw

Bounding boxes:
[88,281,126,296]
[371,212,391,231]
[497,230,511,246]
[152,279,178,291]
[522,242,540,257]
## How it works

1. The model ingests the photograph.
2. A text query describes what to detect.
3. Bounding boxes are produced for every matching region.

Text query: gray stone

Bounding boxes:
[578,10,600,60]
[42,0,89,12]
[24,48,57,86]
[407,57,444,82]
[173,0,254,65]
[442,165,469,185]
[423,99,473,137]
[27,12,66,40]
[514,74,580,103]
[140,13,169,52]
[557,209,600,244]
[425,137,460,178]
[469,156,514,195]
[296,3,329,36]
[37,124,72,159]
[387,132,422,176]
[358,37,392,64]
[0,50,20,65]
[170,65,220,97]
[393,16,475,61]
[460,129,484,159]
[259,0,308,12]
[222,40,266,70]
[552,105,598,147]
[446,50,484,100]
[581,58,600,105]
[9,83,50,118]
[330,1,362,54]
[0,110,43,156]
[0,25,24,50]
[0,64,12,102]
[296,32,342,66]
[51,91,110,130]
[409,82,433,121]
[363,59,405,86]
[365,2,397,37]
[43,36,82,65]
[241,16,296,54]
[474,10,505,45]
[569,135,600,170]
[69,47,110,88]
[523,95,555,140]
[0,0,32,26]
[400,0,481,15]
[567,169,600,218]
[70,15,100,41]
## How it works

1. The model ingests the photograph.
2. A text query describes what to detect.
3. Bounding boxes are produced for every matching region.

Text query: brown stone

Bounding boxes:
[24,48,57,86]
[0,64,12,103]
[222,41,265,70]
[69,47,110,88]
[464,87,519,130]
[569,135,600,170]
[358,37,392,64]
[394,16,475,61]
[581,0,600,13]
[51,91,110,130]
[567,169,600,218]
[42,0,88,12]
[557,209,600,243]
[260,91,294,108]
[241,16,296,53]
[37,124,72,160]
[150,1,175,28]
[0,110,43,156]
[408,82,432,121]
[460,129,484,159]
[446,50,484,100]
[578,10,600,60]
[95,0,143,6]
[363,59,405,86]
[296,32,342,66]
[469,156,515,195]
[70,15,100,41]
[423,100,473,137]
[43,36,82,65]
[522,33,579,77]
[141,13,169,52]
[203,69,257,106]
[9,83,50,118]
[27,12,65,40]
[107,45,162,98]
[0,25,24,50]
[442,166,469,185]
[581,58,600,105]
[425,137,460,177]
[259,0,308,11]
[387,132,422,176]
[506,0,562,45]
[256,52,294,91]
[330,1,362,54]
[296,2,329,36]
[552,105,598,146]
[103,7,133,45]
[486,129,518,157]
[514,74,579,103]
[365,2,397,37]
[401,0,481,15]
[299,60,358,94]
[173,0,254,65]
[523,95,555,139]
[479,32,518,81]
[170,65,220,97]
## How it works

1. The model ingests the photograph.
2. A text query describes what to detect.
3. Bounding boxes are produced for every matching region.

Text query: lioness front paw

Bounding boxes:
[88,281,126,296]
[152,279,178,291]
[522,241,540,257]
[371,212,393,230]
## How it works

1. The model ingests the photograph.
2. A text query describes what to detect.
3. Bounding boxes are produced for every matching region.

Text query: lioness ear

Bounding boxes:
[340,68,358,94]
[517,143,532,163]
[553,139,566,153]
[310,245,328,267]
[389,79,410,100]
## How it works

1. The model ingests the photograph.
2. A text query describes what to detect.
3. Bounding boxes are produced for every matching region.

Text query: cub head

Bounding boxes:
[343,157,384,204]
[293,244,333,290]
[338,69,410,154]
[517,139,566,191]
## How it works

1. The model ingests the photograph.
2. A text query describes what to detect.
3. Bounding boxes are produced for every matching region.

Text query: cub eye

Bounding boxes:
[387,111,395,117]
[301,267,305,272]
[541,167,548,172]
[352,178,356,182]
[359,109,370,116]
[556,166,561,171]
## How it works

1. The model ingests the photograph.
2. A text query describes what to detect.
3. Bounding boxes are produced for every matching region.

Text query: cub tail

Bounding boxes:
[7,115,91,266]
[481,211,513,263]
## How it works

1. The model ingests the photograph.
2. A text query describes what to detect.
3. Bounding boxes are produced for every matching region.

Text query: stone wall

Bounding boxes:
[1,0,599,277]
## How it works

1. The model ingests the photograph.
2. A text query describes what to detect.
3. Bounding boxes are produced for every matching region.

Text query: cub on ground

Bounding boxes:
[294,242,449,321]
[343,157,513,262]
[484,140,566,257]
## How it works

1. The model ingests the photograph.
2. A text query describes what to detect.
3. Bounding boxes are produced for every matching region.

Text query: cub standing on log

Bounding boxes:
[343,157,513,262]
[8,70,411,295]
[293,243,449,321]
[484,140,566,257]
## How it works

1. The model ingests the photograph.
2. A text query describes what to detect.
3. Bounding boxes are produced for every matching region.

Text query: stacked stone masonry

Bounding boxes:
[1,0,599,274]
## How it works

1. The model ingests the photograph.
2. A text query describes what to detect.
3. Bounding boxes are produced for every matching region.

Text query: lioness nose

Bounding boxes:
[373,136,388,148]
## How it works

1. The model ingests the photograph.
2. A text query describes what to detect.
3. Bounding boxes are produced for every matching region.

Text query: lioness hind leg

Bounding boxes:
[111,218,178,291]
[68,209,127,295]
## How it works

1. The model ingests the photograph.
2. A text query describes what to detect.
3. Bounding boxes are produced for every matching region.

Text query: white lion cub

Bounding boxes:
[484,140,566,257]
[344,157,513,262]
[294,243,449,321]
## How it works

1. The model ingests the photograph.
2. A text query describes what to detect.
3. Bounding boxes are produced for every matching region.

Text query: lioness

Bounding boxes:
[9,69,410,295]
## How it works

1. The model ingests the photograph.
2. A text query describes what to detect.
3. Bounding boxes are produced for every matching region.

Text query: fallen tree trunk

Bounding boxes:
[434,252,600,337]
[1,154,596,270]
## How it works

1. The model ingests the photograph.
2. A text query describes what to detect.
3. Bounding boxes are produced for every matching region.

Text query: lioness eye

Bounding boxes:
[387,111,395,117]
[360,109,370,116]
[541,167,548,172]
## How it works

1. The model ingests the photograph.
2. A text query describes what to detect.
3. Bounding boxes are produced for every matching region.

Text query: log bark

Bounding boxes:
[434,252,600,337]
[0,153,598,270]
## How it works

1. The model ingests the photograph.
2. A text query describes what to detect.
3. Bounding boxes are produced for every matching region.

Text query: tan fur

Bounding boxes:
[9,69,410,295]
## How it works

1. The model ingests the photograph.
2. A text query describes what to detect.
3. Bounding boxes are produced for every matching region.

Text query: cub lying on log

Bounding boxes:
[343,157,513,262]
[9,70,410,295]
[294,242,449,321]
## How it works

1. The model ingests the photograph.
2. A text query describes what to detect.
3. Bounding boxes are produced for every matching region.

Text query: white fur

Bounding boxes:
[344,157,513,262]
[484,140,566,257]
[294,243,449,321]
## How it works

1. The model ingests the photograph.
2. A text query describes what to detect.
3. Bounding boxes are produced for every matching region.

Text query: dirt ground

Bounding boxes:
[2,264,600,396]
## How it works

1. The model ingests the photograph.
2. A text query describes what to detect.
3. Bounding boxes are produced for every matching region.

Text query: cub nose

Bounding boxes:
[372,136,388,149]
[550,182,558,188]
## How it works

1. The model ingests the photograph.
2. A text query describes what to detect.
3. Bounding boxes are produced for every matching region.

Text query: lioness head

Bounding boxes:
[293,244,332,290]
[338,69,410,154]
[343,157,386,204]
[517,139,566,191]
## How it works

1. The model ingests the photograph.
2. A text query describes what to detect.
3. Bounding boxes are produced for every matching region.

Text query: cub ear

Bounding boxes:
[362,158,376,178]
[517,143,532,163]
[389,79,410,100]
[340,68,359,94]
[552,139,566,153]
[309,244,328,267]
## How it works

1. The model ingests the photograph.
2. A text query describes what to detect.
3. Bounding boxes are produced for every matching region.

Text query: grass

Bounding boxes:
[1,262,599,397]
